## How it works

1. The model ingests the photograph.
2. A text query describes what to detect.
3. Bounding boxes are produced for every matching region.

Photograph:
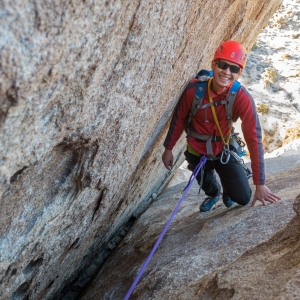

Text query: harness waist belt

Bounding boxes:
[187,130,229,156]
[196,136,224,142]
[187,143,220,160]
[187,131,228,142]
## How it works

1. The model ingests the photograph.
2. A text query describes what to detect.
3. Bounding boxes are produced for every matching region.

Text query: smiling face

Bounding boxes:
[211,59,243,94]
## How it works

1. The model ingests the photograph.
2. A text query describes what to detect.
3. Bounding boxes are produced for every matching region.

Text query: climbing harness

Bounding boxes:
[124,156,207,300]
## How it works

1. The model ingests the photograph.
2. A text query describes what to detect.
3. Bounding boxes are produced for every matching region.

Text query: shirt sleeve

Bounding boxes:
[233,86,266,185]
[163,80,197,150]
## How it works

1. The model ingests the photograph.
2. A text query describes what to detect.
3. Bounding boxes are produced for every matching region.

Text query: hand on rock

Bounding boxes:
[162,149,173,170]
[251,184,281,207]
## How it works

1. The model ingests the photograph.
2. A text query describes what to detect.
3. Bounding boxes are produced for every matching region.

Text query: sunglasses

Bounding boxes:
[216,61,241,74]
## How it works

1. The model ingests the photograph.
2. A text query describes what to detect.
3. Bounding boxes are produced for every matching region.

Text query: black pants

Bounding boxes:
[184,150,252,205]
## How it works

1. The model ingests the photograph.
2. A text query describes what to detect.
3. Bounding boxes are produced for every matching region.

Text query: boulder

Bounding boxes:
[80,155,300,299]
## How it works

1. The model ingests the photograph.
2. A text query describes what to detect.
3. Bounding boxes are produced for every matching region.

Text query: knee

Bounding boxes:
[201,179,221,197]
[233,188,252,206]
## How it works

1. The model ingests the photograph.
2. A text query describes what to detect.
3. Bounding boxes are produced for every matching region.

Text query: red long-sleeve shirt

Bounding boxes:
[163,78,266,185]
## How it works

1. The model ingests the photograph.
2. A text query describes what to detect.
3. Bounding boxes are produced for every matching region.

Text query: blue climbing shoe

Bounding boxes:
[199,195,220,212]
[223,195,234,208]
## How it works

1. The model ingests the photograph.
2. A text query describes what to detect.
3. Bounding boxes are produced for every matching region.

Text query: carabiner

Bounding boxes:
[220,144,230,164]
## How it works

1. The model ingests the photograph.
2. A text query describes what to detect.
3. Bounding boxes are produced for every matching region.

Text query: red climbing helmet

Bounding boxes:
[213,40,247,68]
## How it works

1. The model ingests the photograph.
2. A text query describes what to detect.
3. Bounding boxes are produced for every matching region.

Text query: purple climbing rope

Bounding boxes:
[124,156,207,300]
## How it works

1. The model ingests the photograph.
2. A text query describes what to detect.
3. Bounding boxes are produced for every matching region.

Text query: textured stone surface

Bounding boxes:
[294,193,300,216]
[80,156,300,300]
[0,0,283,299]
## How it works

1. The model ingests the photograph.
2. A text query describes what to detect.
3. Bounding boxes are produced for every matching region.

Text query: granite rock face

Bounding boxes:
[0,0,283,299]
[80,156,300,299]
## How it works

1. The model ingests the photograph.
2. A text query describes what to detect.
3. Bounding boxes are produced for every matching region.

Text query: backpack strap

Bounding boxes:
[185,70,212,134]
[199,100,227,109]
[192,70,213,116]
[192,81,206,114]
[226,81,241,128]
